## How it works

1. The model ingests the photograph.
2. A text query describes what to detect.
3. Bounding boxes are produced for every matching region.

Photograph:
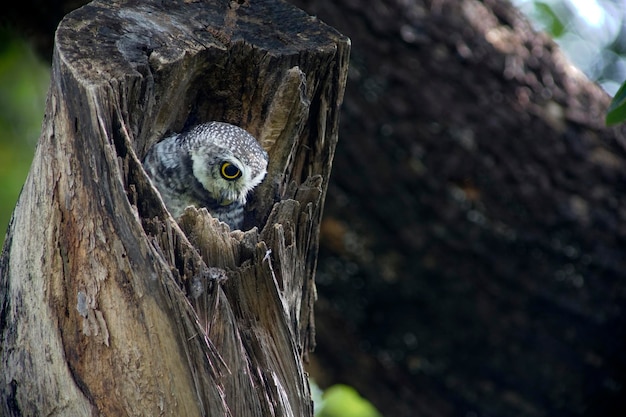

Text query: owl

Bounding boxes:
[143,122,269,230]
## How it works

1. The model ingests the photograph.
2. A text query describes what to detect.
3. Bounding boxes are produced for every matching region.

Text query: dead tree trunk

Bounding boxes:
[0,1,349,416]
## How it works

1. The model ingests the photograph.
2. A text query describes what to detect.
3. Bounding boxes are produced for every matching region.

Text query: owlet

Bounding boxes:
[143,122,268,230]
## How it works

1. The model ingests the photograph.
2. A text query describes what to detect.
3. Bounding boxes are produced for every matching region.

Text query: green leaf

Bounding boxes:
[534,2,565,38]
[317,385,382,417]
[606,80,626,126]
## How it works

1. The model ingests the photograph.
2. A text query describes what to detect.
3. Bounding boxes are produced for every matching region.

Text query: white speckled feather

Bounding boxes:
[143,122,268,230]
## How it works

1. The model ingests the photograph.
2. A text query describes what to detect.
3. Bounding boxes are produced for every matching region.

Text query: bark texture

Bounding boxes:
[0,1,349,416]
[289,0,626,416]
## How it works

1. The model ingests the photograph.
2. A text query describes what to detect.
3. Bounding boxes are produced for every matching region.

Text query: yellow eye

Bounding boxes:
[220,162,241,180]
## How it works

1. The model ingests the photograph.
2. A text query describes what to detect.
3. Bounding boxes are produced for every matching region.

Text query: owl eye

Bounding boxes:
[220,162,242,180]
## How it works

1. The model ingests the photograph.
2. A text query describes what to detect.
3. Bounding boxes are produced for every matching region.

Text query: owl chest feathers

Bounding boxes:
[144,137,238,221]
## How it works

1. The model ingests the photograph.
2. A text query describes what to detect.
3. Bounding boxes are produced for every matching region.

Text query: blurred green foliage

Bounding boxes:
[0,29,49,246]
[606,80,626,124]
[512,1,626,124]
[534,1,566,37]
[514,0,626,96]
[313,382,382,417]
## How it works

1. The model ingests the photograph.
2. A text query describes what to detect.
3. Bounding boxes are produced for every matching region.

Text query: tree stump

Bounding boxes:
[0,1,350,416]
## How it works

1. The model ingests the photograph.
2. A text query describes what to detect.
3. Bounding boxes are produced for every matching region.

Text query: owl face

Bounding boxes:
[190,151,266,205]
[186,123,268,206]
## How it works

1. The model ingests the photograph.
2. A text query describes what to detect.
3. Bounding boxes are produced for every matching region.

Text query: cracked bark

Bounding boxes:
[0,1,349,416]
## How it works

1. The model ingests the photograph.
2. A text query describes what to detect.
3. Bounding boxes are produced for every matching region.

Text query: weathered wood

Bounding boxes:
[0,1,349,416]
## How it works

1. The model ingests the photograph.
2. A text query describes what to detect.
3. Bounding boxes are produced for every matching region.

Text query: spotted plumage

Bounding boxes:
[143,122,268,230]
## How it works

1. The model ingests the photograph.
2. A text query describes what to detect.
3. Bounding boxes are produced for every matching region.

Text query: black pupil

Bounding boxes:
[223,163,240,178]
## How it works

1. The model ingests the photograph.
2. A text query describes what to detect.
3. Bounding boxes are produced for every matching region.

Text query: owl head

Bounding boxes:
[185,122,268,206]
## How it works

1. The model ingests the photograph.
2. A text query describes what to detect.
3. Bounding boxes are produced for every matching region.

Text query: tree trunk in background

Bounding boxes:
[0,1,349,415]
[4,0,626,416]
[288,0,626,416]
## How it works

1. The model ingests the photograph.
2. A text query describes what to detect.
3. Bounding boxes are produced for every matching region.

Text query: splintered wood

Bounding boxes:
[0,1,349,416]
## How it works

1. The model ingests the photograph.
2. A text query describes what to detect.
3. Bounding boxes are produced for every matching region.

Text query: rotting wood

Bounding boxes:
[0,1,350,416]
